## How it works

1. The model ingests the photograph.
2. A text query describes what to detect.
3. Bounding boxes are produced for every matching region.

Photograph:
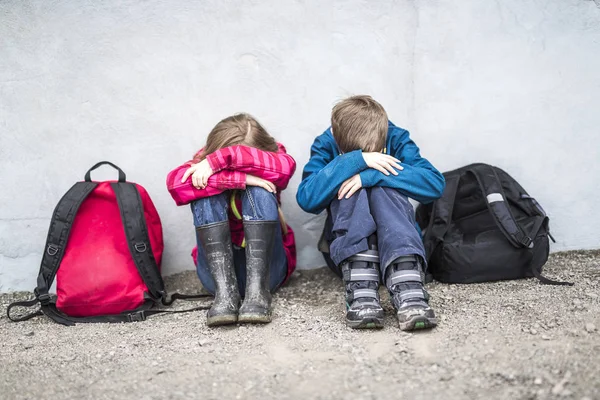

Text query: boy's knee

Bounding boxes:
[371,186,407,198]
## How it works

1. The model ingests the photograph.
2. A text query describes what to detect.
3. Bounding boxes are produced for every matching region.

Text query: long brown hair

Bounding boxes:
[194,113,279,162]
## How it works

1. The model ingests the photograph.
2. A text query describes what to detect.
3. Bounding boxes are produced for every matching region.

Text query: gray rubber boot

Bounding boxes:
[238,220,278,323]
[196,221,241,327]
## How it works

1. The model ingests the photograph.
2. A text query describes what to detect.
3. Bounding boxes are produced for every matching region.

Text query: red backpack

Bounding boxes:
[8,162,209,325]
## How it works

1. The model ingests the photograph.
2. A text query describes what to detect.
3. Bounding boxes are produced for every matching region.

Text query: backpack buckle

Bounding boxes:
[47,244,59,256]
[126,311,146,322]
[37,293,51,306]
[521,236,534,248]
[134,243,147,253]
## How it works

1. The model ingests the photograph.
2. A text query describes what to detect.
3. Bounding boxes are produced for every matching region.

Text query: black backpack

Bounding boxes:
[415,163,572,286]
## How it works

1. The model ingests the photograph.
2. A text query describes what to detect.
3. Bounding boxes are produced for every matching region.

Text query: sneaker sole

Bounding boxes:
[238,313,272,324]
[398,315,438,331]
[346,316,384,329]
[207,314,238,327]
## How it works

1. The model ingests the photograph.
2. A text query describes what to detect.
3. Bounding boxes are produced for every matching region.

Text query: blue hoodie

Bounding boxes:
[296,121,445,214]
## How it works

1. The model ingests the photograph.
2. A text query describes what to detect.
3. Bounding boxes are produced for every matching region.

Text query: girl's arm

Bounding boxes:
[166,161,246,206]
[205,143,296,190]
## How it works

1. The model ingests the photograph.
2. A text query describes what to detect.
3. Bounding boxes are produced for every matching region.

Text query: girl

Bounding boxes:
[166,113,297,327]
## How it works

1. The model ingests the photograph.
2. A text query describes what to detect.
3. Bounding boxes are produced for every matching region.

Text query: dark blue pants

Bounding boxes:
[191,187,288,296]
[328,187,425,275]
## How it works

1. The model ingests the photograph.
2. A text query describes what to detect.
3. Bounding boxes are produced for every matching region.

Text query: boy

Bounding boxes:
[296,95,445,331]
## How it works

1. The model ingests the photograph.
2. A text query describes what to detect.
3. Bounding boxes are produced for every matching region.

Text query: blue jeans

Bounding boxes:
[191,186,287,296]
[328,187,426,275]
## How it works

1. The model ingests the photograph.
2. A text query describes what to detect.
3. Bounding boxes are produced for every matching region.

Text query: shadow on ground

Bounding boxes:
[1,251,599,400]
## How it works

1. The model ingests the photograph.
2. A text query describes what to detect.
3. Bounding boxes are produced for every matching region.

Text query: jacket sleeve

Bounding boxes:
[359,126,445,204]
[296,132,368,214]
[166,161,246,206]
[205,143,296,190]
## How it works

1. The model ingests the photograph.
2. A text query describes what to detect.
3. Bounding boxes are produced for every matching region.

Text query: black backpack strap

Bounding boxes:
[6,181,98,322]
[422,175,460,262]
[111,182,167,301]
[467,165,534,249]
[35,181,99,302]
[8,298,211,326]
[111,181,215,306]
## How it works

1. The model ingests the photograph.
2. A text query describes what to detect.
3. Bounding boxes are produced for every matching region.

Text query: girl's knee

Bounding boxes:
[243,187,279,221]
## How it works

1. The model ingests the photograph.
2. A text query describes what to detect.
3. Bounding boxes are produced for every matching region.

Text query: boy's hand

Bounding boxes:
[182,159,214,189]
[246,174,276,193]
[362,153,403,176]
[338,174,362,199]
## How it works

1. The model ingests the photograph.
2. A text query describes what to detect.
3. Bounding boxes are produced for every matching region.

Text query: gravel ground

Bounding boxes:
[1,251,599,400]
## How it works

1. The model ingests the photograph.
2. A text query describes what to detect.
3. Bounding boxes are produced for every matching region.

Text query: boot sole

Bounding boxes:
[238,313,272,324]
[346,316,384,330]
[398,315,438,331]
[207,314,238,327]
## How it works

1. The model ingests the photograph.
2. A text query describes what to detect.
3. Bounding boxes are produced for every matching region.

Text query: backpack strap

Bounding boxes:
[110,182,167,301]
[467,165,534,249]
[422,175,460,262]
[5,181,98,322]
[35,181,99,303]
[8,298,211,326]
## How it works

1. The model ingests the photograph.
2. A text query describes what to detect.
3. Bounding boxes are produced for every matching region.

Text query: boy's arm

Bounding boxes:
[359,126,445,204]
[166,161,246,206]
[205,143,296,190]
[296,132,368,214]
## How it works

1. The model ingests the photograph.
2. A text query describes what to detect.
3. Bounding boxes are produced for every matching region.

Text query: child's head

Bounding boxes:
[198,113,278,160]
[331,95,388,153]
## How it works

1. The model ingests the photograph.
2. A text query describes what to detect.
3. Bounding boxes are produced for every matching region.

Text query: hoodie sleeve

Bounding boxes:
[205,143,296,190]
[296,131,368,214]
[359,125,445,204]
[166,159,246,206]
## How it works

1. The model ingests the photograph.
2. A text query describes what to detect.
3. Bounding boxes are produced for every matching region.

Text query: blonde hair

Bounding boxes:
[194,113,278,162]
[331,95,388,153]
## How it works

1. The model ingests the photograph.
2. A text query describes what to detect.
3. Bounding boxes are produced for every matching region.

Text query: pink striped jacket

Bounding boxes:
[166,143,297,279]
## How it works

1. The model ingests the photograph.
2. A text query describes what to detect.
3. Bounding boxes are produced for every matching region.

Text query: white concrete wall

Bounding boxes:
[1,0,599,292]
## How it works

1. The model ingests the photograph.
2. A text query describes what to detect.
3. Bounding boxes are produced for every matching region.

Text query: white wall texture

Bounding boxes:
[1,0,599,292]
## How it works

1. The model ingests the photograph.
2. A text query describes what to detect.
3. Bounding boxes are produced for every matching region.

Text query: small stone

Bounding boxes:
[24,331,34,337]
[534,377,543,385]
[584,292,597,298]
[530,329,538,335]
[541,335,551,341]
[585,323,596,333]
[96,353,102,359]
[573,299,582,306]
[151,361,159,367]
